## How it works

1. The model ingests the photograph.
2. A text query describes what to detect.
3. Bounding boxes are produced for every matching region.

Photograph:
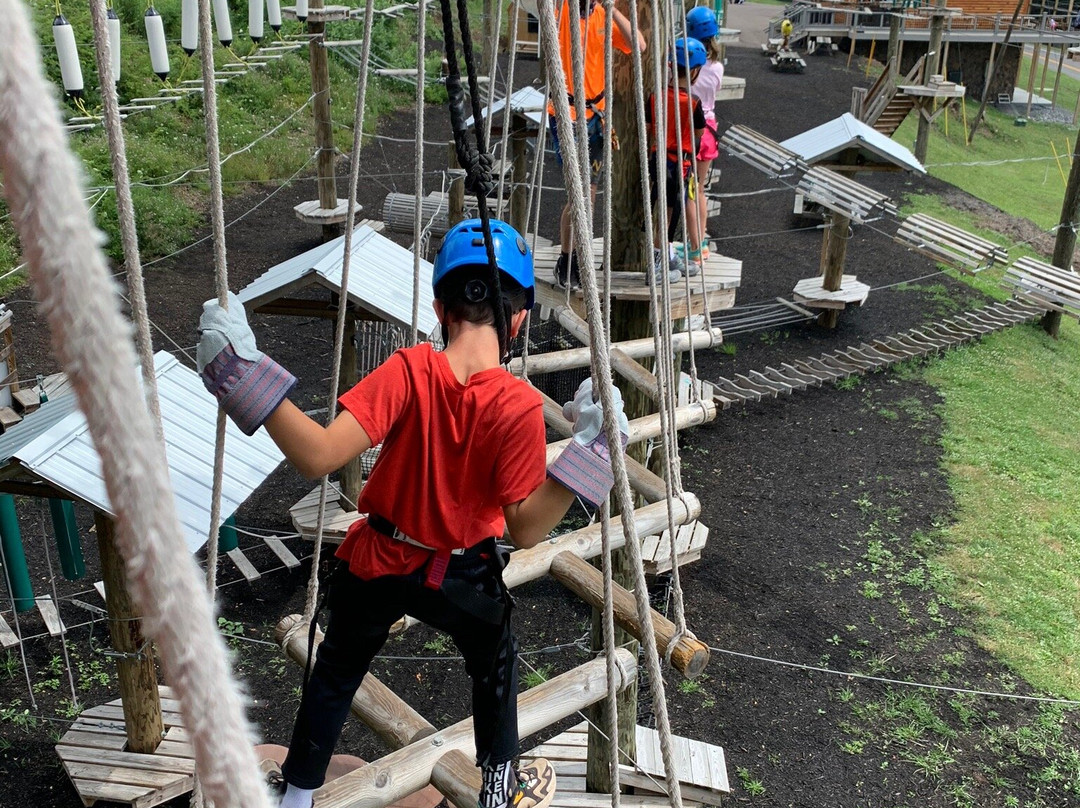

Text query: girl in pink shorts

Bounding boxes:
[687,6,724,260]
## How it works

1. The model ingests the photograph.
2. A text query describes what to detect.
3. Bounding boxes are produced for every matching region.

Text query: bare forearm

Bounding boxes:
[612,6,646,52]
[504,478,578,549]
[264,400,372,479]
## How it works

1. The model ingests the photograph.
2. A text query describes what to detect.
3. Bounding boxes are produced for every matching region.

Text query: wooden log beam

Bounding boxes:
[315,649,638,808]
[276,614,435,749]
[502,494,701,589]
[508,329,722,376]
[544,403,715,465]
[430,750,483,808]
[550,551,710,678]
[549,306,663,400]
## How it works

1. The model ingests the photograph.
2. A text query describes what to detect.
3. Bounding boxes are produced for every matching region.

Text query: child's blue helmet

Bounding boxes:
[433,218,535,310]
[671,37,707,70]
[685,7,719,41]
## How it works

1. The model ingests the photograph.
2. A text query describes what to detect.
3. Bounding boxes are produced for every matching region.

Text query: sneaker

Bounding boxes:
[667,246,686,277]
[701,237,711,260]
[264,765,287,803]
[683,251,702,277]
[652,249,682,284]
[510,759,556,808]
[554,253,581,290]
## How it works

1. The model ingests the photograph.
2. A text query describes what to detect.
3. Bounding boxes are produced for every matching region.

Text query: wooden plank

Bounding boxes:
[63,761,189,788]
[58,730,129,751]
[80,704,186,725]
[0,613,19,647]
[263,536,301,570]
[226,548,261,582]
[523,743,588,761]
[58,745,196,774]
[69,778,154,802]
[36,596,65,636]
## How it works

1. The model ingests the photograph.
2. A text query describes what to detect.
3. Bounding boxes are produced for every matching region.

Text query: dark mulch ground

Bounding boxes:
[2,37,1077,808]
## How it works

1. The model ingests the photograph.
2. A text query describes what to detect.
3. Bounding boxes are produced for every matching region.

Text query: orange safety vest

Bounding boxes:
[547,0,631,120]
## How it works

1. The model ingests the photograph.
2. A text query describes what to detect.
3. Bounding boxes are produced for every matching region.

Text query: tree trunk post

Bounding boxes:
[1045,124,1080,337]
[914,0,947,164]
[819,210,851,329]
[308,1,340,242]
[448,140,465,228]
[337,305,361,508]
[510,114,529,234]
[95,510,163,754]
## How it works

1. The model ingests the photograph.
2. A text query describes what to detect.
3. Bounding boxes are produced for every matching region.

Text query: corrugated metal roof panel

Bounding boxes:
[237,224,439,337]
[13,352,284,553]
[781,113,925,173]
[466,86,547,128]
[0,392,80,466]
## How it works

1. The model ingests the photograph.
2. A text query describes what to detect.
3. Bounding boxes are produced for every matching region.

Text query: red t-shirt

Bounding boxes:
[334,343,547,579]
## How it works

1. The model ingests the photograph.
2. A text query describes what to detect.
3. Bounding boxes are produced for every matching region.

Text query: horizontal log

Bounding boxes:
[508,329,723,376]
[430,750,482,808]
[544,404,716,465]
[610,346,660,403]
[276,614,435,750]
[316,649,638,808]
[550,551,709,678]
[502,494,700,590]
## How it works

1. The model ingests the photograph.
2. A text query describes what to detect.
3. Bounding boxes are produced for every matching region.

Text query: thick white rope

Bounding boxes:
[483,0,506,152]
[410,0,427,345]
[87,0,162,433]
[303,0,379,625]
[535,4,684,806]
[495,0,522,218]
[0,4,269,807]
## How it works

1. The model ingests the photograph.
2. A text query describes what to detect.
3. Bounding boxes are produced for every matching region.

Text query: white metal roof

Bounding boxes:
[781,113,926,174]
[237,223,439,338]
[467,86,547,129]
[13,352,284,554]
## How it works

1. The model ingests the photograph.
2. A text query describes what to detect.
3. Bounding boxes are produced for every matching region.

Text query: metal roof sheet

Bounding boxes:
[13,352,284,554]
[781,113,926,174]
[237,223,439,338]
[0,392,80,466]
[466,86,547,129]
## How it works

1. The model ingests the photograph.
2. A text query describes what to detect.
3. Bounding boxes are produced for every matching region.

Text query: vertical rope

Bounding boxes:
[0,5,270,805]
[483,0,506,151]
[303,0,378,625]
[495,0,522,217]
[87,0,162,434]
[410,0,428,346]
[535,4,684,806]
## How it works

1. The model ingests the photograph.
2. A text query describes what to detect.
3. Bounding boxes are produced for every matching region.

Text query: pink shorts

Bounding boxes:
[697,124,719,162]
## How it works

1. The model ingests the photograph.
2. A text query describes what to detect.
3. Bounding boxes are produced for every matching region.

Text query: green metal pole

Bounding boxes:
[49,498,85,580]
[0,494,34,612]
[217,514,238,552]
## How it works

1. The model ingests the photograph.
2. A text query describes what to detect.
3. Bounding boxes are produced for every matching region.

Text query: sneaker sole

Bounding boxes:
[514,758,557,808]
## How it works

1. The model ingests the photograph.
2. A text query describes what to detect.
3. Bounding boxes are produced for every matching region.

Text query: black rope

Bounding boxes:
[437,0,511,361]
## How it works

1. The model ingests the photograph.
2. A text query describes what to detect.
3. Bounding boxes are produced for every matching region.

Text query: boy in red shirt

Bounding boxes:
[646,38,706,278]
[197,218,628,808]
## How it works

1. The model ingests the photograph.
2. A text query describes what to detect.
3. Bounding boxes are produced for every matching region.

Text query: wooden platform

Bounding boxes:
[294,198,354,226]
[289,482,362,542]
[641,521,709,575]
[793,275,870,310]
[57,686,194,808]
[533,240,741,320]
[1003,257,1080,319]
[522,722,728,808]
[895,212,1008,275]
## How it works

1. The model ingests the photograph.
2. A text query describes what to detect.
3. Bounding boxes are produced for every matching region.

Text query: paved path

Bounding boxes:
[725,2,779,50]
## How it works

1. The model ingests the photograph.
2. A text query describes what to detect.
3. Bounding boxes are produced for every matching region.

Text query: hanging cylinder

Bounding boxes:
[107,8,121,83]
[249,0,264,42]
[217,514,239,552]
[213,0,234,47]
[49,498,85,581]
[0,494,34,612]
[144,8,170,80]
[52,15,84,98]
[266,0,282,31]
[295,0,308,23]
[181,0,198,55]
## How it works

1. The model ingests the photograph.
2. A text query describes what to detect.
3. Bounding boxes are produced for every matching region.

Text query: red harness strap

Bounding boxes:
[423,549,452,590]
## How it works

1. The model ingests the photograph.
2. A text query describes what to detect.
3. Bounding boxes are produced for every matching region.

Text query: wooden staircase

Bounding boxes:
[855,56,926,136]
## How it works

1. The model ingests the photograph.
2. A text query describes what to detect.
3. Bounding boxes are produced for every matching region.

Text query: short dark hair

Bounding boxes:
[435,265,528,328]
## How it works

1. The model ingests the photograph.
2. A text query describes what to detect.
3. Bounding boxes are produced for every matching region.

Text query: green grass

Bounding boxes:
[921,321,1080,699]
[1,0,442,267]
[892,88,1077,231]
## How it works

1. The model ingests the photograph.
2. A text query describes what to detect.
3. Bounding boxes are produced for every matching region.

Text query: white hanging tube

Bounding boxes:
[295,0,308,23]
[249,0,264,42]
[181,0,198,55]
[266,0,282,31]
[107,8,121,83]
[52,15,84,97]
[144,7,170,80]
[213,0,234,47]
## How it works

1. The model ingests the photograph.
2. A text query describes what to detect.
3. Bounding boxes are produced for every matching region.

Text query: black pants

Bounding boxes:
[281,552,518,789]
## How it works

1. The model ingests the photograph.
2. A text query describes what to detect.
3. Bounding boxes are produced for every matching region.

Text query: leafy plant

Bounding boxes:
[522,665,552,689]
[736,766,766,797]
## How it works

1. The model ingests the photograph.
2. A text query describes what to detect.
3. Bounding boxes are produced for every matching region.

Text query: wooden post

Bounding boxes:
[915,0,947,163]
[431,750,484,808]
[337,305,361,510]
[316,650,638,808]
[448,141,465,228]
[550,552,710,677]
[851,86,867,119]
[1026,42,1041,118]
[510,115,529,234]
[969,0,1027,142]
[309,1,340,242]
[819,210,851,329]
[887,9,902,79]
[1039,30,1052,95]
[95,511,163,754]
[1051,45,1066,107]
[1046,123,1080,336]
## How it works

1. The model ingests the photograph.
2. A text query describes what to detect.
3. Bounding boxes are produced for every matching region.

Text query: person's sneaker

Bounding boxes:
[264,764,287,804]
[683,252,702,277]
[700,237,711,260]
[652,249,682,284]
[554,253,581,290]
[509,759,556,808]
[667,246,686,277]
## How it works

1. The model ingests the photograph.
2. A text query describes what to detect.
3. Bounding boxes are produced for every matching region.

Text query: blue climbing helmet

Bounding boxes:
[433,218,535,310]
[671,37,707,71]
[685,7,719,42]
